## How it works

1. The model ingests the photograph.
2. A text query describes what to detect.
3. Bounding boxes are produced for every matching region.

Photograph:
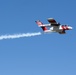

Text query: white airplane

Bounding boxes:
[35,18,73,34]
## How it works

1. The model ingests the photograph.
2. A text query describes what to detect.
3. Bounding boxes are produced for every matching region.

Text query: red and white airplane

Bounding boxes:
[35,18,72,34]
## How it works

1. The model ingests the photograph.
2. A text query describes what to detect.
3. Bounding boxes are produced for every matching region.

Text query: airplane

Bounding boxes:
[35,18,73,34]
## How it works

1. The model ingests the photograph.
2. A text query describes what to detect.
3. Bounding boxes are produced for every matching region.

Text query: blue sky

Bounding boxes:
[0,0,76,75]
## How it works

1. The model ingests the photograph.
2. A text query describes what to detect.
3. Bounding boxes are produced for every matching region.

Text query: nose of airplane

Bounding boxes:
[68,26,73,30]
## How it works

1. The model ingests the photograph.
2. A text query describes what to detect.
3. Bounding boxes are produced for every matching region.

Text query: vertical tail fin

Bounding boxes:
[35,20,48,31]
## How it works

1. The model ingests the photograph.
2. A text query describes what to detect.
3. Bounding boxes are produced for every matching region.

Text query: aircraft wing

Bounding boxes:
[47,18,60,26]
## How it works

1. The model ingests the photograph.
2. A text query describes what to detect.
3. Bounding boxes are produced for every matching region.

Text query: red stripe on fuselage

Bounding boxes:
[61,25,69,30]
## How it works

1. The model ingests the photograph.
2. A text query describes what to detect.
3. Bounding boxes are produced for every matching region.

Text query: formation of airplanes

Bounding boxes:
[35,18,72,34]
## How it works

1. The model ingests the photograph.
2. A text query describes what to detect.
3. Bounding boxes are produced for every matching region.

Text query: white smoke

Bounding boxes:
[0,32,41,40]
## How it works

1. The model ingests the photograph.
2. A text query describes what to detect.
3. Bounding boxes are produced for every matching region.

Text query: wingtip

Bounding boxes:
[47,18,54,20]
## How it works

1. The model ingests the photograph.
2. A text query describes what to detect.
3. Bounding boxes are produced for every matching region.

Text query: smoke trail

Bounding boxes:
[0,32,41,40]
